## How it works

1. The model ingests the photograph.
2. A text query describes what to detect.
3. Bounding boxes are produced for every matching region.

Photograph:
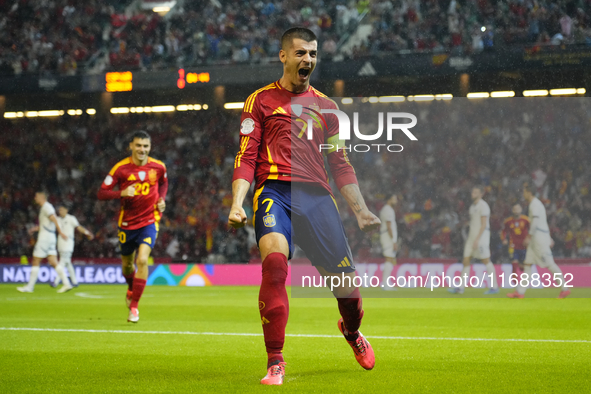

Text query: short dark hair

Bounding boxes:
[129,130,151,143]
[281,27,317,50]
[59,201,73,210]
[384,192,397,201]
[523,182,533,194]
[36,189,48,196]
[473,185,484,192]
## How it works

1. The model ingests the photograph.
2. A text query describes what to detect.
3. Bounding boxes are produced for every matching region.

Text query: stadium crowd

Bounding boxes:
[0,0,362,75]
[358,0,591,57]
[108,0,362,70]
[2,0,590,75]
[0,0,131,76]
[0,109,249,261]
[340,98,591,263]
[1,98,590,263]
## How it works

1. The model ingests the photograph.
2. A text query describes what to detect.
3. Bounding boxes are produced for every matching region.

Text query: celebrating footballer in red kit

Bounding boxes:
[98,130,168,323]
[228,27,381,386]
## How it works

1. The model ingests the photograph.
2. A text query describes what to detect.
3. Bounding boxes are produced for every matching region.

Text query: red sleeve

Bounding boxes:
[97,189,120,200]
[232,97,263,184]
[323,100,358,190]
[158,167,168,200]
[97,167,121,200]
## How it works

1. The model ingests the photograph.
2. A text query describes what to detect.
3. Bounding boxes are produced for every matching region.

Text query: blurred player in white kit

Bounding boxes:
[17,191,72,293]
[380,193,398,289]
[51,202,94,288]
[450,185,498,294]
[507,183,571,299]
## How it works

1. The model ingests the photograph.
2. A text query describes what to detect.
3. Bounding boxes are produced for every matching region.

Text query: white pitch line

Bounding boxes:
[0,327,590,343]
[74,293,106,299]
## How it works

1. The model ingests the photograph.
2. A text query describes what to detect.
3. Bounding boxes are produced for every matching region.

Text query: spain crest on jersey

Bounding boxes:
[290,102,328,137]
[263,213,276,227]
[149,169,158,185]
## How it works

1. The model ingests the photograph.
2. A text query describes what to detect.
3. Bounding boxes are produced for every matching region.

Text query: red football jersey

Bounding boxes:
[98,157,168,230]
[501,215,530,250]
[232,81,357,194]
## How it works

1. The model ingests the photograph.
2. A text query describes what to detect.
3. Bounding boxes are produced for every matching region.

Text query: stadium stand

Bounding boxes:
[338,99,591,262]
[0,109,250,261]
[4,0,589,74]
[0,0,133,76]
[109,0,362,70]
[0,0,362,74]
[1,99,590,262]
[356,0,591,58]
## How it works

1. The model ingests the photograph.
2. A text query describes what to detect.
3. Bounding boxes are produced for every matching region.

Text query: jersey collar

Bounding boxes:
[275,80,311,95]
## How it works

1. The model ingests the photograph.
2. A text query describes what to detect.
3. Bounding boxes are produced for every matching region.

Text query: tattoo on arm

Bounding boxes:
[352,201,362,213]
[339,184,368,214]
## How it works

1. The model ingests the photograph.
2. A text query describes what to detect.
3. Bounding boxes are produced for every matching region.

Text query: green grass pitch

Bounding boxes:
[1,284,590,393]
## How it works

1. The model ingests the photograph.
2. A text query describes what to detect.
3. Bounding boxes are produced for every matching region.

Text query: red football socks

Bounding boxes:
[512,262,523,276]
[259,252,289,366]
[267,352,285,368]
[129,278,146,309]
[337,287,364,340]
[124,271,135,291]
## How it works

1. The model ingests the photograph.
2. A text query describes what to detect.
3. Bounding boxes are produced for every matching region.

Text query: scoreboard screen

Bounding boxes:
[102,70,210,92]
[105,72,133,92]
[177,69,210,89]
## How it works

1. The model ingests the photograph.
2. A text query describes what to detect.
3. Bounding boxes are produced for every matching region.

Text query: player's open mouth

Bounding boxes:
[298,68,310,80]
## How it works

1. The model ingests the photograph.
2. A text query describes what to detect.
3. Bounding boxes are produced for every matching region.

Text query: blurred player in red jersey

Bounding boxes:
[501,204,530,275]
[228,27,380,385]
[98,131,168,323]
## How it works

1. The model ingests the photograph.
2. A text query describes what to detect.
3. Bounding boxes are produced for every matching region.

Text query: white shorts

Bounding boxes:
[58,251,73,264]
[524,237,555,268]
[380,233,397,258]
[33,233,57,258]
[463,233,490,260]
